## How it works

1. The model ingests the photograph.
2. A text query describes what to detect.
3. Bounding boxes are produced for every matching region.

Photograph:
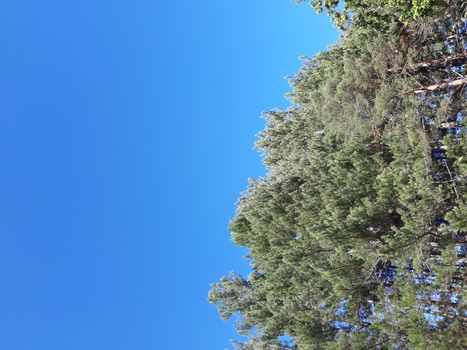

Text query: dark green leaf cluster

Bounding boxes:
[295,0,449,29]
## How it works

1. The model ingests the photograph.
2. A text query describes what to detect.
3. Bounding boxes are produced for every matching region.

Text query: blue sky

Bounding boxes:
[0,1,337,349]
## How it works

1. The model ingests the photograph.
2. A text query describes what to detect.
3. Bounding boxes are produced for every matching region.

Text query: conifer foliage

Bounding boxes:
[210,1,466,348]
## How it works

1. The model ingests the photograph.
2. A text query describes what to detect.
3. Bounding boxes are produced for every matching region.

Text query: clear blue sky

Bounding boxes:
[0,1,337,349]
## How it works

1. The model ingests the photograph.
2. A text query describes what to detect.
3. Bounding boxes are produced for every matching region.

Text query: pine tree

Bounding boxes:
[210,1,466,348]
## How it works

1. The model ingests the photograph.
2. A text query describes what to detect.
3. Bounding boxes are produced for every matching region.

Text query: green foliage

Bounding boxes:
[210,2,466,348]
[295,0,444,29]
[389,0,436,22]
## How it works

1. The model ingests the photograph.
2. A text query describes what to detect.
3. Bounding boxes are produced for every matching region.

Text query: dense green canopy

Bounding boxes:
[295,0,442,29]
[210,1,466,349]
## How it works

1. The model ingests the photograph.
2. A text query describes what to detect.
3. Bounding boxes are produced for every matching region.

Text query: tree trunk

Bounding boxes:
[407,53,467,73]
[413,77,467,94]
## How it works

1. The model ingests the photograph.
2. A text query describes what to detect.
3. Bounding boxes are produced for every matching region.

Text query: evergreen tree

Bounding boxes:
[210,1,466,348]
